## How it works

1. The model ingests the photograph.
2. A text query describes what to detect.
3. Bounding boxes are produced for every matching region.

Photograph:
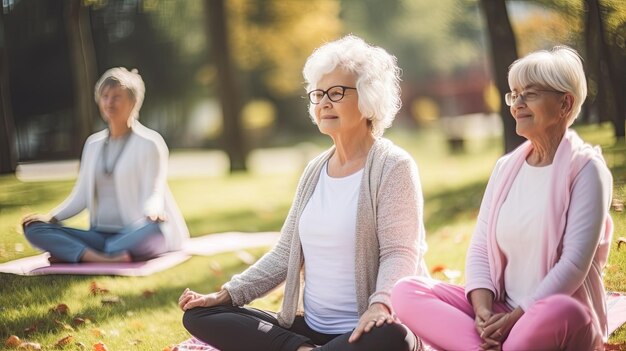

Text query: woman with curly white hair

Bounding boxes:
[22,67,189,263]
[179,35,428,351]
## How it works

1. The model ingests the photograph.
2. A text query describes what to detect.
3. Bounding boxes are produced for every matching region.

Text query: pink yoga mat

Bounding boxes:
[0,232,279,276]
[0,251,190,276]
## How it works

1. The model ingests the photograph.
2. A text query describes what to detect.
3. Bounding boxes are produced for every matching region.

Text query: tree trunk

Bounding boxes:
[65,0,98,156]
[204,0,247,172]
[584,0,625,140]
[0,12,17,174]
[480,0,525,153]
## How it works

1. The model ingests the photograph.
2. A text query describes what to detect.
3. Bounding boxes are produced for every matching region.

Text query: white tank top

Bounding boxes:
[496,161,552,308]
[299,162,363,333]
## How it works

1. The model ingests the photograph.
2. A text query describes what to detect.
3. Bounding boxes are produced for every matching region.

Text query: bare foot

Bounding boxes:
[80,249,133,263]
[48,256,68,264]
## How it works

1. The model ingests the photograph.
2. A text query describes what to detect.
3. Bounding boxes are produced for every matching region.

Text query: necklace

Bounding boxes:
[101,132,132,176]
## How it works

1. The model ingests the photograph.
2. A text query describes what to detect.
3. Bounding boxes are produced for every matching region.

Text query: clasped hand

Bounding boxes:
[474,307,523,351]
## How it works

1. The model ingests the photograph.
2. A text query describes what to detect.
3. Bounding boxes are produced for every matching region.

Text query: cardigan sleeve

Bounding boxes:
[519,159,612,310]
[464,158,504,298]
[49,137,94,221]
[142,133,169,218]
[369,155,425,309]
[223,161,316,306]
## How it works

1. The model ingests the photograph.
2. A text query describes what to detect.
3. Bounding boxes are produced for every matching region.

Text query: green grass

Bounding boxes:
[0,123,624,349]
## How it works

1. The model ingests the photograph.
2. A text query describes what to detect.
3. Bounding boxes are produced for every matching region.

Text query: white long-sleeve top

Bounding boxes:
[50,120,189,251]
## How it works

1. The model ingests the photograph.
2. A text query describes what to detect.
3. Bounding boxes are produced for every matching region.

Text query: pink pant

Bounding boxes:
[391,277,598,351]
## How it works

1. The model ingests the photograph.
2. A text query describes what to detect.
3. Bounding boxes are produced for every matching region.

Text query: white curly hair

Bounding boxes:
[303,35,402,137]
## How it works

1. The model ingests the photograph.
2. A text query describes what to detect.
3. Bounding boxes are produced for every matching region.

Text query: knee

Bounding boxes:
[373,323,415,351]
[23,222,54,240]
[391,276,434,312]
[539,295,590,326]
[182,306,227,334]
[182,308,203,333]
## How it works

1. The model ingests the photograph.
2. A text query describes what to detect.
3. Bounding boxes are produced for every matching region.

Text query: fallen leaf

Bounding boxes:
[5,335,21,347]
[430,264,447,274]
[93,342,108,351]
[17,342,42,350]
[89,281,110,295]
[23,325,37,335]
[75,342,86,350]
[612,199,624,212]
[54,335,74,347]
[91,328,106,338]
[141,289,156,298]
[49,303,70,315]
[101,296,121,305]
[618,237,626,250]
[53,319,75,331]
[72,317,86,326]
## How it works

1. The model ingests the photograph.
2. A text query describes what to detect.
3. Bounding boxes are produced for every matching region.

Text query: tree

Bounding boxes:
[585,0,625,139]
[204,0,247,172]
[480,0,525,153]
[66,0,98,151]
[0,11,17,174]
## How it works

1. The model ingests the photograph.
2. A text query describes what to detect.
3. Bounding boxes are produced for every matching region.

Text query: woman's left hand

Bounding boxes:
[147,214,166,223]
[479,307,524,349]
[348,302,395,343]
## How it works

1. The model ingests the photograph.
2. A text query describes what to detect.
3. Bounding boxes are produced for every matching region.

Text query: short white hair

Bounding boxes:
[302,35,402,137]
[508,46,587,126]
[94,67,145,122]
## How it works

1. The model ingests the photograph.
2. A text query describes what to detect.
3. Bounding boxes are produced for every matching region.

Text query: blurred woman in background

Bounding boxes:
[22,67,189,263]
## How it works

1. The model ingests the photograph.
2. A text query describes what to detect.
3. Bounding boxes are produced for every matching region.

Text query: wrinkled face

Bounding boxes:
[313,68,366,138]
[98,85,135,126]
[509,84,567,140]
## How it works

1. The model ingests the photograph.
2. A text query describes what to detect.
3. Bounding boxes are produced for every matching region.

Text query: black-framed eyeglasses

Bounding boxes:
[307,85,357,104]
[505,89,564,106]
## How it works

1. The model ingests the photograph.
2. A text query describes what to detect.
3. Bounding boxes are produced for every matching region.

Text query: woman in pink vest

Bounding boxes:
[392,46,613,350]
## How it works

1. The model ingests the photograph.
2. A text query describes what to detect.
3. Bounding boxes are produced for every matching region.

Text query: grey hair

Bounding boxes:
[302,35,402,137]
[508,46,587,126]
[94,67,145,123]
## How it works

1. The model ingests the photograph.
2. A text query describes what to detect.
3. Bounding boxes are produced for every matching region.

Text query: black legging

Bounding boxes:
[183,305,419,351]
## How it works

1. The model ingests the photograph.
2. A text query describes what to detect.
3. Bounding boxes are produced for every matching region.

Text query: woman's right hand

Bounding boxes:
[178,288,232,311]
[21,214,56,229]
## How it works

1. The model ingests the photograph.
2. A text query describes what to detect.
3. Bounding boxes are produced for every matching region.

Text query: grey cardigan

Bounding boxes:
[223,138,429,328]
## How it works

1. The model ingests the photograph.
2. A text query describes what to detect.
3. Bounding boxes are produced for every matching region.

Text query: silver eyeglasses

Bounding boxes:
[307,85,357,104]
[505,89,564,106]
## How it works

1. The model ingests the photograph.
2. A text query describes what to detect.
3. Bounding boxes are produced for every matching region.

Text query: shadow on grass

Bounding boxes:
[184,206,290,237]
[0,253,259,339]
[0,177,73,212]
[424,180,487,232]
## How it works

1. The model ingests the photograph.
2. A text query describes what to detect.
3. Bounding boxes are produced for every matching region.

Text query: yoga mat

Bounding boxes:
[0,232,279,276]
[182,231,279,256]
[607,291,626,335]
[0,251,190,276]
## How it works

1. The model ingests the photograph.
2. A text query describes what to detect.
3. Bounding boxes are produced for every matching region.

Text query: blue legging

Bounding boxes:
[24,221,167,262]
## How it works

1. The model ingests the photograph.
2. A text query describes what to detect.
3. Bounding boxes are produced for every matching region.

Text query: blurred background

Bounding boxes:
[0,0,624,174]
